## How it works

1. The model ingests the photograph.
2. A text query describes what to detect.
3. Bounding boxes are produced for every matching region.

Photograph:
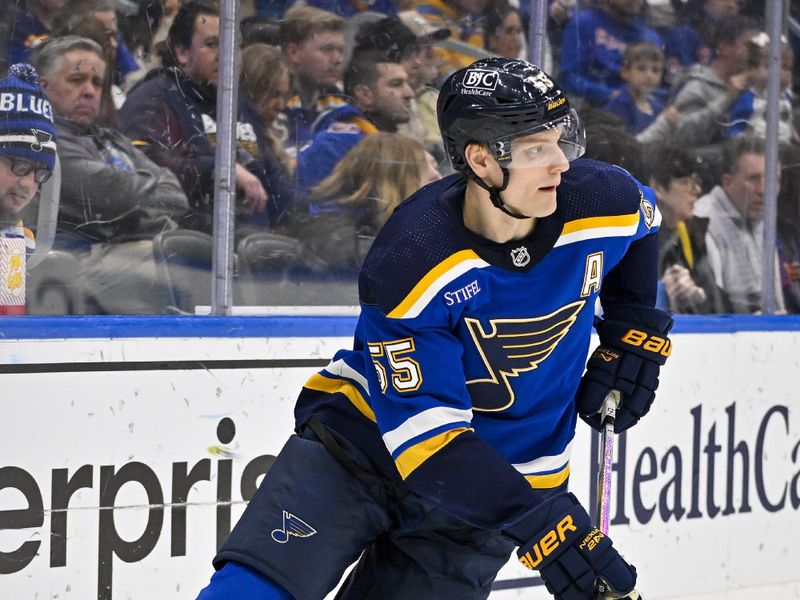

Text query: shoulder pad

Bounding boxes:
[557,159,645,221]
[359,175,478,315]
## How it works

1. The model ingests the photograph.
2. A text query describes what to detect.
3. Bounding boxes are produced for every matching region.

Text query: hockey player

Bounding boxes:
[197,57,673,600]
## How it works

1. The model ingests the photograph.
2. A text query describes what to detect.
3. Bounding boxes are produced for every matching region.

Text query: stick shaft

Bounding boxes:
[595,390,620,534]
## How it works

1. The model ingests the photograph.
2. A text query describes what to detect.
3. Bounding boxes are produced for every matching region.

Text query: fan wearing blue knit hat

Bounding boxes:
[0,63,57,314]
[0,63,57,243]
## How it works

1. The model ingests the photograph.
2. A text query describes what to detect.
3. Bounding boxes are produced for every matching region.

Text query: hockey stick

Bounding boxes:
[593,390,641,600]
[595,390,620,537]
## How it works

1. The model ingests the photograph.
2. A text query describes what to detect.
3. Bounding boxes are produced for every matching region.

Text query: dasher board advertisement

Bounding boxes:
[0,317,799,599]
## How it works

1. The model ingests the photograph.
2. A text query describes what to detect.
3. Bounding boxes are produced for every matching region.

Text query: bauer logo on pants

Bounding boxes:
[271,510,317,543]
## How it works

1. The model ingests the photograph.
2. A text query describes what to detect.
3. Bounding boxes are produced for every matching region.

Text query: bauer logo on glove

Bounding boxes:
[620,328,672,358]
[576,306,674,433]
[518,514,578,569]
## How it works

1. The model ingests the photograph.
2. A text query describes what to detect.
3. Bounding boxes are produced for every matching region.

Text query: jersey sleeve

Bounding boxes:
[600,176,662,309]
[357,299,541,530]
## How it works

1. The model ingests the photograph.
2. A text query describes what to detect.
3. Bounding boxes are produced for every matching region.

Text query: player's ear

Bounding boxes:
[464,142,493,178]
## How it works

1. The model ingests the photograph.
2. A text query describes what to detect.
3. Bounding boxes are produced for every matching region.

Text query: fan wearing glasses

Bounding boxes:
[0,63,57,252]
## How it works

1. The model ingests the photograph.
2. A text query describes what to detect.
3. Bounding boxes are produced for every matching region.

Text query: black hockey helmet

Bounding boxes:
[437,57,585,178]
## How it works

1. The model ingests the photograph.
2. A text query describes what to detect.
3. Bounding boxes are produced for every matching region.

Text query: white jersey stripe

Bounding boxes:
[383,406,473,455]
[511,439,573,475]
[324,358,370,394]
[400,258,490,319]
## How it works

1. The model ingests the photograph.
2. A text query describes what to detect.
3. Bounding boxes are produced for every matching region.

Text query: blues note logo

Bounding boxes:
[271,510,317,544]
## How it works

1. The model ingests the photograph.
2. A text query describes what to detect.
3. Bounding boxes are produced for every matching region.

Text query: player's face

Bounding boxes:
[288,31,344,88]
[722,152,778,222]
[663,174,701,222]
[502,128,570,218]
[368,63,415,125]
[0,156,40,222]
[622,58,662,96]
[177,14,219,87]
[40,49,105,124]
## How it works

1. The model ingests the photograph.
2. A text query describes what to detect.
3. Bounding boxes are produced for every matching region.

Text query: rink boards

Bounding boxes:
[1,315,799,600]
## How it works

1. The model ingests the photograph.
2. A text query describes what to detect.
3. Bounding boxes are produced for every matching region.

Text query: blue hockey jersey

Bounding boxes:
[295,159,662,531]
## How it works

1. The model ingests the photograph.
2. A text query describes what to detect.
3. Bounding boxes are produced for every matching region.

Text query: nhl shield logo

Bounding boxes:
[510,246,530,267]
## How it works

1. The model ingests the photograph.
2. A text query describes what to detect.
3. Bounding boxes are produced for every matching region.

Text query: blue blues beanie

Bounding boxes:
[0,63,57,170]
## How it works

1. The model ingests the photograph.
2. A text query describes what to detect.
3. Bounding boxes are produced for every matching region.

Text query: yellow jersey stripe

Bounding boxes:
[561,213,639,235]
[303,373,376,422]
[524,464,570,489]
[387,250,489,319]
[394,427,472,479]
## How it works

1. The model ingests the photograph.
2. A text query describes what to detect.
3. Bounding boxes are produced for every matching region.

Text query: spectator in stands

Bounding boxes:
[240,43,293,172]
[304,0,397,18]
[117,0,288,234]
[666,15,759,150]
[560,0,663,107]
[484,2,525,60]
[355,14,450,161]
[121,0,181,87]
[581,117,649,182]
[397,10,450,161]
[240,43,303,221]
[297,50,415,193]
[57,0,141,87]
[278,4,346,160]
[664,0,739,82]
[414,0,489,74]
[0,63,57,266]
[7,0,64,66]
[777,144,800,313]
[293,132,440,271]
[604,41,671,134]
[36,36,190,313]
[50,14,120,126]
[646,143,730,313]
[693,135,786,313]
[724,34,798,144]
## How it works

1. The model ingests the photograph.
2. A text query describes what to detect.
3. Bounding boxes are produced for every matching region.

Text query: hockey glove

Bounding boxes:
[576,305,673,433]
[506,493,636,600]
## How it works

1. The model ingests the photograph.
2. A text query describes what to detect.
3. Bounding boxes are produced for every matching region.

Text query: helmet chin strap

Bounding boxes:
[471,166,531,220]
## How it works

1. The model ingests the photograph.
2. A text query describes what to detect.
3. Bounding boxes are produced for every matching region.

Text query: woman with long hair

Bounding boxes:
[240,43,294,172]
[295,132,440,270]
[239,42,298,227]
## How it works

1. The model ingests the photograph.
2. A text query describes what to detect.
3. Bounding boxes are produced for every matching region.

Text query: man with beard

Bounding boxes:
[296,50,415,194]
[117,0,291,233]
